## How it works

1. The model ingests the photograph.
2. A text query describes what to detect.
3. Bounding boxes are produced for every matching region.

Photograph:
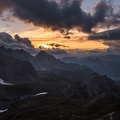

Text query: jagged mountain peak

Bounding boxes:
[38,50,48,55]
[0,46,31,56]
[35,50,55,59]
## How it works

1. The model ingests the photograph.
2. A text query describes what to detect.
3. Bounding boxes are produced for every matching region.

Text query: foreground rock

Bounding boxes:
[0,93,120,120]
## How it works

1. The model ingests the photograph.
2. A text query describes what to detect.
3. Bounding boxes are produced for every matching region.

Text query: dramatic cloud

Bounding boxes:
[93,1,110,23]
[64,31,74,35]
[0,32,36,53]
[0,0,120,56]
[0,0,118,33]
[88,29,120,40]
[104,40,120,53]
[64,36,71,39]
[88,28,120,54]
[39,42,68,50]
[47,43,68,48]
[0,32,69,56]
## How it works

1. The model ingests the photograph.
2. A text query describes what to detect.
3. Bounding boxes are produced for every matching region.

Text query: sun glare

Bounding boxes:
[39,44,51,49]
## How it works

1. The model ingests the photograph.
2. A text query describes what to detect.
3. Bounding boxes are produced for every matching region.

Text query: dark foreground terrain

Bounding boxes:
[0,93,120,120]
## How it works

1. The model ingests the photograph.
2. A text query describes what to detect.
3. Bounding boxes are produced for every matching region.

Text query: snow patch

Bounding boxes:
[20,92,48,100]
[0,109,8,113]
[0,78,13,85]
[97,111,115,120]
[41,68,47,71]
[33,92,48,97]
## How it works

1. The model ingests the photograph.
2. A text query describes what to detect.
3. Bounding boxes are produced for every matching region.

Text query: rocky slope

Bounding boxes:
[0,53,38,84]
[0,93,120,120]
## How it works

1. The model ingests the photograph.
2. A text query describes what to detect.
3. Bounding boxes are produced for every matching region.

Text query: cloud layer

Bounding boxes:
[0,32,70,56]
[0,0,120,55]
[88,28,120,53]
[0,0,119,34]
[0,32,36,53]
[88,29,120,40]
[47,43,68,48]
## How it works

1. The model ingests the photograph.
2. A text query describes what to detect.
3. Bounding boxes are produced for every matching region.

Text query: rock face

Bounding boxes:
[0,53,38,84]
[82,73,120,97]
[0,83,48,109]
[63,73,120,99]
[0,84,34,108]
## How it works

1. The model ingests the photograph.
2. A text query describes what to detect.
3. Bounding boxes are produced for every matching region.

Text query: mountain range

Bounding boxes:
[0,46,120,120]
[61,55,120,86]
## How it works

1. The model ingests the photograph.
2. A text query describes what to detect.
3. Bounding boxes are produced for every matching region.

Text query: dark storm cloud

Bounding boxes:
[0,0,116,33]
[88,29,120,40]
[88,28,120,53]
[93,1,110,23]
[64,36,71,39]
[0,0,12,14]
[104,41,120,48]
[104,40,120,52]
[14,34,34,48]
[12,0,89,32]
[0,32,36,53]
[65,31,74,35]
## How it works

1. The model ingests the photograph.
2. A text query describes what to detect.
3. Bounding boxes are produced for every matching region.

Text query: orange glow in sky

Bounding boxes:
[0,15,109,51]
[16,27,109,50]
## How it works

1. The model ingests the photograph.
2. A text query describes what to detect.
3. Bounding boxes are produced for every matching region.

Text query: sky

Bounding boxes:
[0,0,120,57]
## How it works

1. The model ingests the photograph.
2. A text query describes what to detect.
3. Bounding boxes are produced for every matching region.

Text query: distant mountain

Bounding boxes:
[83,73,120,97]
[0,46,89,72]
[0,47,120,97]
[61,55,120,85]
[61,56,79,63]
[34,51,83,71]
